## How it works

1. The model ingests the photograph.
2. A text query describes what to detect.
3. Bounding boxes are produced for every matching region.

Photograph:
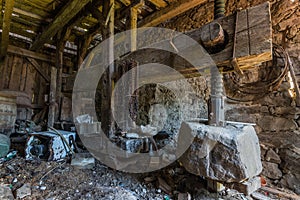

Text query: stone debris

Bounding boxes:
[178,192,192,200]
[71,153,95,169]
[16,183,31,199]
[265,149,281,164]
[279,173,300,195]
[1,155,292,199]
[0,184,14,200]
[262,161,282,180]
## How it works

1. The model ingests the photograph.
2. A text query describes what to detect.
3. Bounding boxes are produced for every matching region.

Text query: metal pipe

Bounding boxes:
[214,0,226,19]
[208,0,226,126]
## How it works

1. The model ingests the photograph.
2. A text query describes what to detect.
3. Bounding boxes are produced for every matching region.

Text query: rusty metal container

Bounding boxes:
[0,92,17,134]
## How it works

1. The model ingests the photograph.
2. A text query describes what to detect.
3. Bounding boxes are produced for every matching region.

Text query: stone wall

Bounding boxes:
[144,0,300,194]
[136,77,209,134]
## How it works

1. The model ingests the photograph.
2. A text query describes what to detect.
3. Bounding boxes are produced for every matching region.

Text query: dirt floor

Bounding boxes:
[0,154,299,200]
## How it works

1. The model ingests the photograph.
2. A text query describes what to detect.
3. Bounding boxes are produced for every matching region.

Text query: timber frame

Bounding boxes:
[0,0,274,128]
[0,0,209,65]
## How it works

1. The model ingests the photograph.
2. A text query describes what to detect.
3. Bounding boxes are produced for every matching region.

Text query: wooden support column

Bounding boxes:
[77,34,93,68]
[55,28,71,122]
[101,0,115,136]
[48,67,57,127]
[127,1,144,128]
[0,0,15,61]
[130,7,138,51]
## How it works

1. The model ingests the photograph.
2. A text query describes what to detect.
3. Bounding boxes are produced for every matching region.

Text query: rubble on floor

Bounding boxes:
[1,156,299,200]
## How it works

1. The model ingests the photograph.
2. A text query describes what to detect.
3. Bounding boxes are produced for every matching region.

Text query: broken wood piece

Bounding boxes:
[287,52,300,106]
[251,192,273,200]
[207,180,225,192]
[157,177,172,194]
[231,57,243,75]
[260,186,300,199]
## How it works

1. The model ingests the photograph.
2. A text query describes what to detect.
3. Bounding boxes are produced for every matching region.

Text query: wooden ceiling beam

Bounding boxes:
[119,0,131,6]
[30,0,91,51]
[148,0,168,8]
[12,7,48,22]
[1,0,15,59]
[87,3,126,31]
[139,0,207,27]
[7,45,73,67]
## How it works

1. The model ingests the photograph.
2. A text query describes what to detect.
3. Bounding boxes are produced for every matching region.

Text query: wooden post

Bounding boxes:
[55,28,71,122]
[101,0,115,136]
[77,34,93,68]
[48,67,57,127]
[0,0,15,61]
[127,1,144,128]
[55,46,63,122]
[130,7,138,51]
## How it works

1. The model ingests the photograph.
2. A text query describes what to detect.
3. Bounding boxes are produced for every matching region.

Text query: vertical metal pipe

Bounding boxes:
[214,0,226,19]
[208,0,226,126]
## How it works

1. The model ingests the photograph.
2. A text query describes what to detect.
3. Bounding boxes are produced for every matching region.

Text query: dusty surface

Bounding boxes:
[0,155,299,200]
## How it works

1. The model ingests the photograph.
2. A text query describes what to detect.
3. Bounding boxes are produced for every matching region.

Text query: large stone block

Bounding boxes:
[178,122,262,182]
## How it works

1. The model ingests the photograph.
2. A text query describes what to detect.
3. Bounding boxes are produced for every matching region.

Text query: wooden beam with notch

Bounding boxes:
[1,0,15,59]
[139,0,207,27]
[30,0,91,51]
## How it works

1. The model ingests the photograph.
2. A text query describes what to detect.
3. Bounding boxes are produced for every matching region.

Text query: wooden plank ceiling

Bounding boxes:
[0,0,208,60]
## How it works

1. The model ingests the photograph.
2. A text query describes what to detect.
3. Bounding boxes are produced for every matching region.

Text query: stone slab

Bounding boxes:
[178,122,262,182]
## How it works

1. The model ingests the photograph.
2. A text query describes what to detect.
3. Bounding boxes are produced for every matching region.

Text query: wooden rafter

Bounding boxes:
[119,0,131,6]
[139,0,207,27]
[7,45,72,67]
[1,0,15,59]
[30,0,91,51]
[148,0,168,8]
[12,7,48,22]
